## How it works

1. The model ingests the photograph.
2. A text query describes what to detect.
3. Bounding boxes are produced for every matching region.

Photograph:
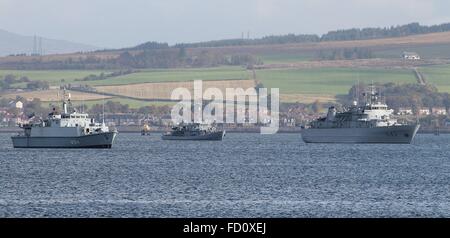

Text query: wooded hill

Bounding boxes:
[2,22,450,70]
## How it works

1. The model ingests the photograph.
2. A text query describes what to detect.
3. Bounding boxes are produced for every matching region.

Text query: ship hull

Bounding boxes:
[161,131,225,141]
[301,125,420,144]
[11,131,117,148]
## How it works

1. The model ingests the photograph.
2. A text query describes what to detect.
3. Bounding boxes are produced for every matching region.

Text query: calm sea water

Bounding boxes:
[0,133,449,217]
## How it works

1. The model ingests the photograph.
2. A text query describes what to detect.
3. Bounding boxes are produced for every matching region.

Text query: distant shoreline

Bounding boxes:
[0,127,302,134]
[1,126,448,134]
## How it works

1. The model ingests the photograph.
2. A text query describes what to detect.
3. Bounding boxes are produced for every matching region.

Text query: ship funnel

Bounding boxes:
[326,106,336,121]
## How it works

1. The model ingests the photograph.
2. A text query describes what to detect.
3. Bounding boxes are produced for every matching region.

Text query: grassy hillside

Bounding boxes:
[84,67,249,86]
[420,64,450,92]
[0,70,110,86]
[0,67,249,87]
[2,29,450,110]
[77,98,176,109]
[93,79,256,101]
[187,31,450,62]
[4,66,450,106]
[3,31,450,68]
[256,67,416,97]
[374,44,450,59]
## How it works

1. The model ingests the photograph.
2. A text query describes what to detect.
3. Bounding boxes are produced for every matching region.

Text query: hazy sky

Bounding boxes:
[1,0,450,48]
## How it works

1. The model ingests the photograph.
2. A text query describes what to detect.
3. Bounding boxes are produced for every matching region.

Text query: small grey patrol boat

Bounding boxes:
[162,122,225,141]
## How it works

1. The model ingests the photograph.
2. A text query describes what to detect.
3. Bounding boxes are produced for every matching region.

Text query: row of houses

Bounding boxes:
[397,107,448,116]
[0,101,25,127]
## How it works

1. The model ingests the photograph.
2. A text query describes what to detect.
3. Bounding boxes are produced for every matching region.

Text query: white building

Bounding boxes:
[397,107,413,115]
[15,101,23,109]
[432,107,447,115]
[402,52,421,60]
[419,108,430,116]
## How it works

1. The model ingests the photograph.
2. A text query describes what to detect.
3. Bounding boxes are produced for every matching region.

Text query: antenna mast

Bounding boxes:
[39,37,42,56]
[356,79,360,106]
[102,92,105,124]
[33,35,36,55]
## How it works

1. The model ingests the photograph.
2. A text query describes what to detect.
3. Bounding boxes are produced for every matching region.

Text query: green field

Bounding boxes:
[257,43,450,62]
[51,98,175,109]
[420,64,450,92]
[83,67,249,86]
[0,70,110,86]
[3,64,450,106]
[0,67,250,87]
[256,67,416,96]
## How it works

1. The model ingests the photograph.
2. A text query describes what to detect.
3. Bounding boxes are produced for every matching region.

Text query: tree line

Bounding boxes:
[115,49,262,69]
[74,69,138,82]
[166,22,450,48]
[321,22,450,41]
[0,74,49,91]
[1,49,263,70]
[318,48,374,60]
[173,34,320,48]
[104,22,450,53]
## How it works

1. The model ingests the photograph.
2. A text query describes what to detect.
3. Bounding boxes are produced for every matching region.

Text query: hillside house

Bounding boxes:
[418,108,430,116]
[432,107,447,115]
[397,107,413,115]
[402,52,421,60]
[15,101,23,109]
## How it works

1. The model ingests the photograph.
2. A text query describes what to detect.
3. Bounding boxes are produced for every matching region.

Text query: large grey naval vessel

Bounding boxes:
[11,90,117,148]
[301,86,420,144]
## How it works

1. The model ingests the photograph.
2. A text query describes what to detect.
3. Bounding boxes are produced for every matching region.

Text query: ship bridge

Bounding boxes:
[362,102,393,121]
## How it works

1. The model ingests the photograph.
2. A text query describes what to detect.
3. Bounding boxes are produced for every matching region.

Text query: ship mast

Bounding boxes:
[62,87,68,114]
[102,91,105,125]
[58,87,74,115]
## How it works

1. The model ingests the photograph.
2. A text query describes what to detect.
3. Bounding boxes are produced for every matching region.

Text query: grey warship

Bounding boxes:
[301,87,420,144]
[162,122,225,141]
[11,90,117,148]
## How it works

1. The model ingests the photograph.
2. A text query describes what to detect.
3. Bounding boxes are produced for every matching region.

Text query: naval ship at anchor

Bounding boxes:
[301,86,420,144]
[11,90,117,148]
[162,122,225,141]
